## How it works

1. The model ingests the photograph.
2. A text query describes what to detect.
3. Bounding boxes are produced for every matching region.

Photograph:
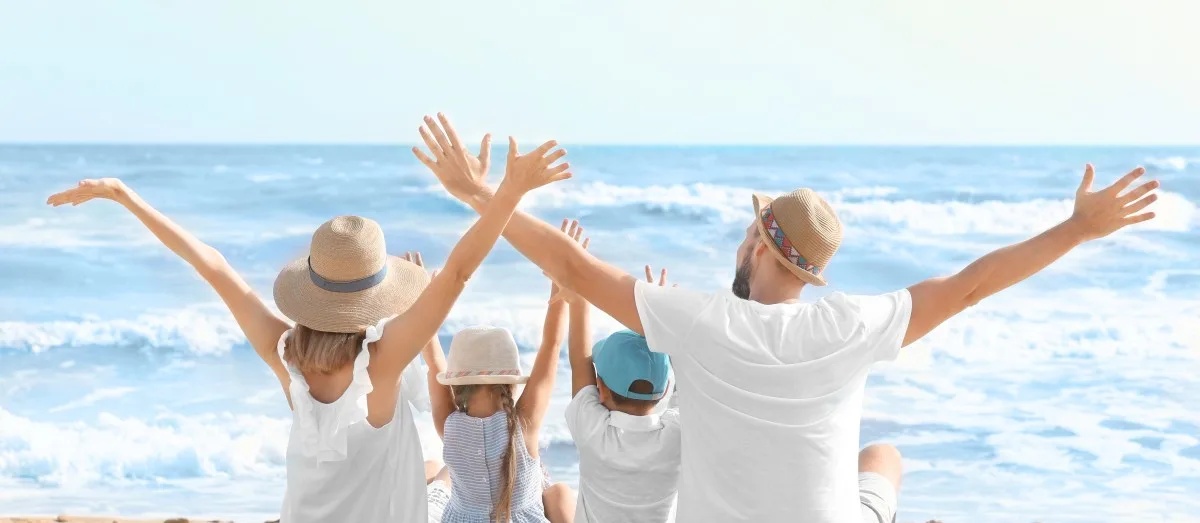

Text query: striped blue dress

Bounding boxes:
[442,411,549,523]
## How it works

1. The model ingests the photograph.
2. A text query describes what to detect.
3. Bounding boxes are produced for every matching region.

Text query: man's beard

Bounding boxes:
[731,256,753,300]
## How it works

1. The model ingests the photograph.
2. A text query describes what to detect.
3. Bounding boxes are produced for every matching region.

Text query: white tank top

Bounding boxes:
[276,316,430,523]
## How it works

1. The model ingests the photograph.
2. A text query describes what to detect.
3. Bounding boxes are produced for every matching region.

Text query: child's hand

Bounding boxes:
[548,219,590,305]
[644,264,678,287]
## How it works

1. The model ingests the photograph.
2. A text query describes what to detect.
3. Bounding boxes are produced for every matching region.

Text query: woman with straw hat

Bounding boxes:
[46,112,573,523]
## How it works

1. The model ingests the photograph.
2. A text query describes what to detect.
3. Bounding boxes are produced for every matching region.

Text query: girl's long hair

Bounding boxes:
[452,384,519,523]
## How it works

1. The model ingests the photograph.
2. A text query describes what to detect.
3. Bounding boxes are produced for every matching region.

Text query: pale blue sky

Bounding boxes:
[2,0,1197,144]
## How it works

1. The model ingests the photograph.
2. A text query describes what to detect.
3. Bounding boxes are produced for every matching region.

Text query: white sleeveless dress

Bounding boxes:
[276,316,431,523]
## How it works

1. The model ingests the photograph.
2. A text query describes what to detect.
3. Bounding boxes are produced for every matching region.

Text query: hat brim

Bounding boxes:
[273,255,430,333]
[436,373,530,386]
[752,193,828,287]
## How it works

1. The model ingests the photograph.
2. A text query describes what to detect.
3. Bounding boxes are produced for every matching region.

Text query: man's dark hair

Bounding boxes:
[600,377,662,409]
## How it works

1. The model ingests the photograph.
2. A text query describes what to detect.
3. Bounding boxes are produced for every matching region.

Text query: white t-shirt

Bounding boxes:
[633,281,912,523]
[565,385,682,523]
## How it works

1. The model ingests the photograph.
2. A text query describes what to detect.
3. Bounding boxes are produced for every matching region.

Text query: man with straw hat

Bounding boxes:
[417,116,1159,523]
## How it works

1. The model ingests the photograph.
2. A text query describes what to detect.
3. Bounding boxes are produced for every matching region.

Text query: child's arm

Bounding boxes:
[423,335,454,438]
[47,179,294,404]
[517,221,585,442]
[406,253,455,439]
[564,225,596,398]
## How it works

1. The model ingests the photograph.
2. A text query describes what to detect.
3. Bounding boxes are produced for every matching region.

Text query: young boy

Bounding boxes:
[562,263,681,523]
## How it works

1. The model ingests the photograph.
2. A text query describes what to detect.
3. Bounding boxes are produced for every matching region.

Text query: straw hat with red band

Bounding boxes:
[274,216,430,333]
[751,189,844,287]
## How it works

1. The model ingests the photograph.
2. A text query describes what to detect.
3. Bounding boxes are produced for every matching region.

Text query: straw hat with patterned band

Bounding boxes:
[751,188,844,286]
[273,216,430,333]
[437,326,529,385]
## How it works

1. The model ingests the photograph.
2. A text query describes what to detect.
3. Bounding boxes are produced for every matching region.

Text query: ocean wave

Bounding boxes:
[1145,156,1198,172]
[516,181,1195,235]
[0,405,449,487]
[0,306,245,355]
[0,408,291,485]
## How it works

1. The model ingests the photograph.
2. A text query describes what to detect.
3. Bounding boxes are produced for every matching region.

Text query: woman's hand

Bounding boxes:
[548,219,590,305]
[413,113,492,202]
[46,178,129,207]
[498,136,571,196]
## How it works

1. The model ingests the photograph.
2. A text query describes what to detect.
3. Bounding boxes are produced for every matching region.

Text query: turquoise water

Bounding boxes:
[0,145,1197,522]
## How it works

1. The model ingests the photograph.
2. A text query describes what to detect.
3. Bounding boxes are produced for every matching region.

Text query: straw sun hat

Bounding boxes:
[751,189,844,286]
[437,326,529,386]
[274,216,430,333]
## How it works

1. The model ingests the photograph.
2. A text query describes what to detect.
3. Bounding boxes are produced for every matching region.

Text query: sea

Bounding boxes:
[0,145,1197,523]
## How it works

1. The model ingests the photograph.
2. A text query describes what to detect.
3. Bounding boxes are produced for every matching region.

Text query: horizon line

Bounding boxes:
[2,141,1198,148]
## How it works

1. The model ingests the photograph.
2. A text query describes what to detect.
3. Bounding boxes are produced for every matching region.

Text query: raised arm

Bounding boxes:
[47,179,293,398]
[562,225,597,396]
[516,220,586,436]
[904,164,1159,346]
[405,252,455,438]
[417,115,646,335]
[374,114,573,383]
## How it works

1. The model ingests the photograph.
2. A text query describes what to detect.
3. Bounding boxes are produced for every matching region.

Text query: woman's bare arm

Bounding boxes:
[48,179,294,404]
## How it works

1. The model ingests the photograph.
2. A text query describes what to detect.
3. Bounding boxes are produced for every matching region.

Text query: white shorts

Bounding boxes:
[427,480,451,523]
[859,472,898,523]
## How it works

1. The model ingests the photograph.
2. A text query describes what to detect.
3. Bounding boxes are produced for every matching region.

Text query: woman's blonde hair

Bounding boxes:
[452,384,519,523]
[284,324,366,374]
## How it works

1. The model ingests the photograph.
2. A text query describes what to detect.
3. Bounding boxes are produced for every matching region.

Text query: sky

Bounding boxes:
[1,0,1198,145]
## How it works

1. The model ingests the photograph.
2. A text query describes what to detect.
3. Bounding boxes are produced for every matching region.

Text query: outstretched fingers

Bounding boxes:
[412,147,437,170]
[436,113,465,151]
[531,140,559,159]
[1105,166,1146,195]
[1125,212,1156,225]
[478,133,492,165]
[423,115,454,154]
[1119,179,1159,205]
[418,126,443,159]
[1077,164,1095,195]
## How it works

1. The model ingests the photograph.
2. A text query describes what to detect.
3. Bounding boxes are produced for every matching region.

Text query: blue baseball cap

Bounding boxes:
[592,330,671,401]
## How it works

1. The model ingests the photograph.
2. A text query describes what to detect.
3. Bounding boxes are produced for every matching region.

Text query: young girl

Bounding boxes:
[422,221,587,523]
[45,114,572,523]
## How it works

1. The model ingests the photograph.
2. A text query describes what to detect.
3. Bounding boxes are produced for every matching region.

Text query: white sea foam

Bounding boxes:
[0,306,244,355]
[0,407,291,486]
[1145,156,1198,171]
[514,181,1195,235]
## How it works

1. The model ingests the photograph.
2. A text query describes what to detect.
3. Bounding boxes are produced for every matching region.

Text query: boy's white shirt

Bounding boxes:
[565,385,682,523]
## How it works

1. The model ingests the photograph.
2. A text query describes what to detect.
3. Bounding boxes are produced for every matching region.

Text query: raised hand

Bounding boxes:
[413,113,492,201]
[403,251,438,279]
[499,136,571,195]
[549,219,590,305]
[644,264,678,287]
[1068,164,1159,241]
[46,178,128,207]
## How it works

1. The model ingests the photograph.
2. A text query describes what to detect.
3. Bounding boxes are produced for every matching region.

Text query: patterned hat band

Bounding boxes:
[760,206,823,276]
[442,369,522,378]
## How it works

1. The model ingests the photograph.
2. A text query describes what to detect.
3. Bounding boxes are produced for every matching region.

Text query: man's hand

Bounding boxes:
[413,113,492,201]
[1066,164,1159,241]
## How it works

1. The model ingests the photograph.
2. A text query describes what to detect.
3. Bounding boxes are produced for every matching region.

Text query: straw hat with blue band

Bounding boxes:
[751,189,844,287]
[593,330,671,401]
[274,216,430,333]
